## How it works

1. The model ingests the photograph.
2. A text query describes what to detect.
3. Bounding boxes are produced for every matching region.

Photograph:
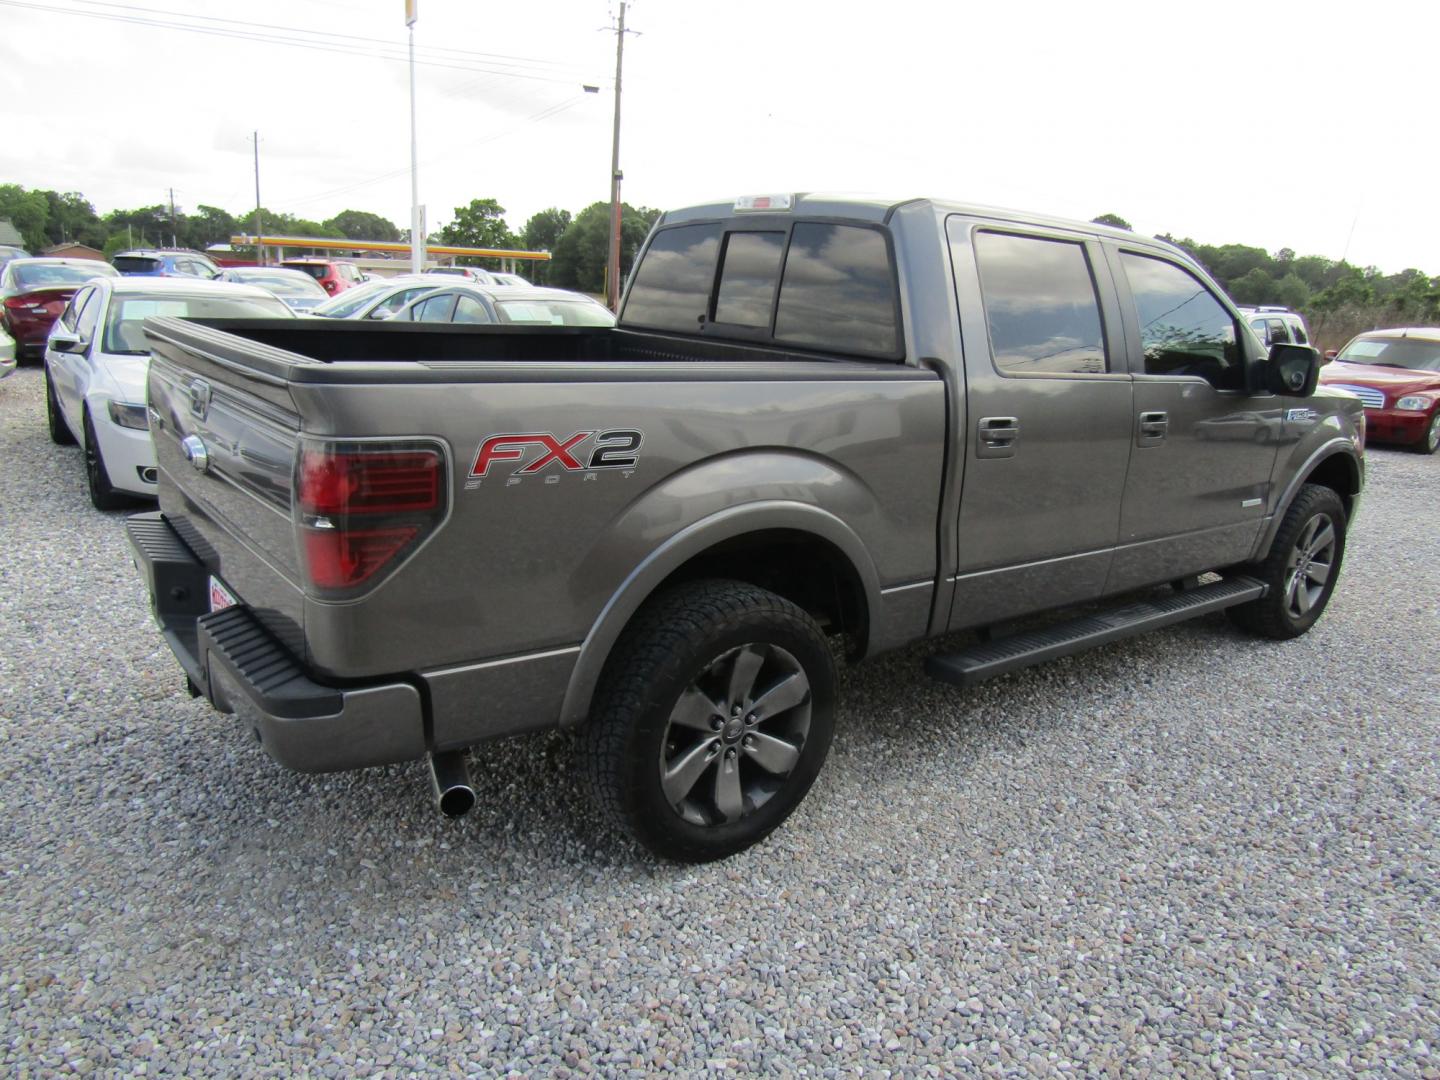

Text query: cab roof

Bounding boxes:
[657,192,1163,248]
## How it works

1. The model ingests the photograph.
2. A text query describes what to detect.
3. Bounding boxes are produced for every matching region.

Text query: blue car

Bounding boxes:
[111,249,220,279]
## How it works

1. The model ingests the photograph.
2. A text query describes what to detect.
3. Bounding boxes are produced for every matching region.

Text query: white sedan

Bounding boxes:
[44,277,292,509]
[0,325,13,377]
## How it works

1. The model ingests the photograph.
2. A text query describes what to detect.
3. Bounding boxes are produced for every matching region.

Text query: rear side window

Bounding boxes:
[774,224,898,356]
[622,224,722,332]
[286,263,329,280]
[1121,252,1242,390]
[973,231,1108,375]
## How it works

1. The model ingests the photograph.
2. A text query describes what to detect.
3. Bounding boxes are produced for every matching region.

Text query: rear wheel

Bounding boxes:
[1227,484,1346,640]
[46,368,76,445]
[83,408,130,511]
[583,579,837,862]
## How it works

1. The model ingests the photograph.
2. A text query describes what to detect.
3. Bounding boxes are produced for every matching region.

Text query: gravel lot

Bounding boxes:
[1,364,1437,1076]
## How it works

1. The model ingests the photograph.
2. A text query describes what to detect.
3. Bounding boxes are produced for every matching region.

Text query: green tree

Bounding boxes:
[42,190,103,248]
[520,207,572,283]
[437,198,517,262]
[548,202,659,294]
[1090,212,1132,231]
[183,204,239,249]
[0,184,51,250]
[1228,267,1276,305]
[324,209,401,242]
[1274,272,1311,310]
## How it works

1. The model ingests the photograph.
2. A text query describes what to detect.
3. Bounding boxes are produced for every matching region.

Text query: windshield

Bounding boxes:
[230,271,327,297]
[15,263,117,289]
[103,295,292,354]
[309,279,392,317]
[1336,336,1440,372]
[495,300,615,327]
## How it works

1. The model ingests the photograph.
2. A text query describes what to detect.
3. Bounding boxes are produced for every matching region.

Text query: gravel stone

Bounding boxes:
[1,365,1436,1075]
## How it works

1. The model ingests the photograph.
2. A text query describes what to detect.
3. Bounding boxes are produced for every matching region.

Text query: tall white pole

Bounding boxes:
[408,12,422,274]
[606,1,626,311]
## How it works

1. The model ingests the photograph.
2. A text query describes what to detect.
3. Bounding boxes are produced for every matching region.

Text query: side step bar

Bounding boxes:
[925,575,1266,689]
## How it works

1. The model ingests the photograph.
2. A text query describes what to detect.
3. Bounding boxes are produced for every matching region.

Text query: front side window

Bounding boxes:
[972,231,1108,375]
[713,231,785,328]
[1121,252,1242,390]
[60,287,90,331]
[621,223,722,332]
[411,294,457,323]
[73,288,101,342]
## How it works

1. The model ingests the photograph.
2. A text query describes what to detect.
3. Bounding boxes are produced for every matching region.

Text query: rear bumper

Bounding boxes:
[126,511,427,773]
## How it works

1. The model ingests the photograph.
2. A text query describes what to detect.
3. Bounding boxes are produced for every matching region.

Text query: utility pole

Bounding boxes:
[606,2,635,311]
[169,187,177,248]
[407,0,423,274]
[252,131,265,266]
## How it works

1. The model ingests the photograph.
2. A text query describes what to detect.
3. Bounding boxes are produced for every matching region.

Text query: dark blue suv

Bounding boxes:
[111,249,220,279]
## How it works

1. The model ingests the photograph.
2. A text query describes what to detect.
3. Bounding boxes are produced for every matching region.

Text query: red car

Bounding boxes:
[280,258,367,296]
[0,258,119,359]
[1320,327,1440,454]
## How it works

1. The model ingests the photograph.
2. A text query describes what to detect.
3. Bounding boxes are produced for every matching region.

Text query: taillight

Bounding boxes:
[294,441,447,596]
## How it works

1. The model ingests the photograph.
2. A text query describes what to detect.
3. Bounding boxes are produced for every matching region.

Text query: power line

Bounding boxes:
[0,0,602,85]
[42,0,595,74]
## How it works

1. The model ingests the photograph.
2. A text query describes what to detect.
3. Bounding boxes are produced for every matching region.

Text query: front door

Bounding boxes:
[945,220,1135,630]
[1106,248,1279,591]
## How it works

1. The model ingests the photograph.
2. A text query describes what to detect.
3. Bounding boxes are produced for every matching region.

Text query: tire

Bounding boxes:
[83,408,130,511]
[46,368,76,446]
[582,579,838,862]
[1226,484,1346,640]
[1414,410,1440,455]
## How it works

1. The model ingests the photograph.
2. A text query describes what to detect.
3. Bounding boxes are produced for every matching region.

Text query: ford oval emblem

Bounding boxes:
[181,434,210,473]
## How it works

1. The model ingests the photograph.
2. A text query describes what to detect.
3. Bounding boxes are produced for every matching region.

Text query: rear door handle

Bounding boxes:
[977,416,1020,458]
[1137,410,1168,447]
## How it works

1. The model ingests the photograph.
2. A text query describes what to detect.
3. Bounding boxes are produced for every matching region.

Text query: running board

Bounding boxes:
[925,576,1266,689]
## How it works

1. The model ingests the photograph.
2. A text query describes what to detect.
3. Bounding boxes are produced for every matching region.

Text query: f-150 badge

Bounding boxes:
[467,429,643,488]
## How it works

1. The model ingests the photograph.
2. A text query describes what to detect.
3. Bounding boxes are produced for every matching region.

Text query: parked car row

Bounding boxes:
[6,249,611,512]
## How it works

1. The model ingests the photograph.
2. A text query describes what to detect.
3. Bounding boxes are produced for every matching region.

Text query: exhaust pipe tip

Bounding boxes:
[429,750,476,819]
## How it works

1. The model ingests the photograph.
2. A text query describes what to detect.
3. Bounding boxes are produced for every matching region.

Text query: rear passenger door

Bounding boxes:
[945,220,1134,630]
[1105,247,1280,591]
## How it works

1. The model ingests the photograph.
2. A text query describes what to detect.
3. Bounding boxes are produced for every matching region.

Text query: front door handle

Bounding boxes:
[1137,410,1168,447]
[977,416,1020,458]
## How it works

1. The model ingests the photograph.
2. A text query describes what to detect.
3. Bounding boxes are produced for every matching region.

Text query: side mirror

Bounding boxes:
[367,308,393,320]
[1265,342,1320,397]
[51,336,84,354]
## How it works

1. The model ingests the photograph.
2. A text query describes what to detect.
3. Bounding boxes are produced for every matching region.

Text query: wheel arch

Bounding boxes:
[1253,440,1362,560]
[558,501,881,729]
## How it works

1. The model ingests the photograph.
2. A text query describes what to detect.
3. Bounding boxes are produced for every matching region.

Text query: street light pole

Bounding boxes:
[606,1,627,311]
[407,1,423,274]
[252,130,264,266]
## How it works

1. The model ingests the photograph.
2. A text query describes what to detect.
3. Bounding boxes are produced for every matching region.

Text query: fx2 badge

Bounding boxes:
[467,429,643,488]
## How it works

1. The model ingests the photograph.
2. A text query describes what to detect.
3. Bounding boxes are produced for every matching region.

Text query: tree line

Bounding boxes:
[0,183,658,294]
[1092,213,1439,349]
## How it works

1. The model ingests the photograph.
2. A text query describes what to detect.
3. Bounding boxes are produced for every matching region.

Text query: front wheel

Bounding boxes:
[582,579,837,862]
[46,368,76,445]
[1227,484,1346,640]
[83,408,130,511]
[1415,410,1440,455]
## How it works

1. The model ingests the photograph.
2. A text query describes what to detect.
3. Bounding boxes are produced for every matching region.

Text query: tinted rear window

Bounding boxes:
[621,224,722,332]
[623,220,899,357]
[14,263,113,288]
[112,256,159,273]
[284,263,329,280]
[773,224,897,356]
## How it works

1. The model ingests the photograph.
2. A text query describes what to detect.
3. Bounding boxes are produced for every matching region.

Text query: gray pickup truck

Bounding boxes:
[128,194,1364,861]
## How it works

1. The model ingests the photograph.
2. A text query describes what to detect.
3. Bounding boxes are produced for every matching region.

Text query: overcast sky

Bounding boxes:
[2,0,1436,273]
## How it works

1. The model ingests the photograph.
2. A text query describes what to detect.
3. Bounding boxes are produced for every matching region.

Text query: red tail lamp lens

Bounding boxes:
[299,449,440,515]
[303,526,420,589]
